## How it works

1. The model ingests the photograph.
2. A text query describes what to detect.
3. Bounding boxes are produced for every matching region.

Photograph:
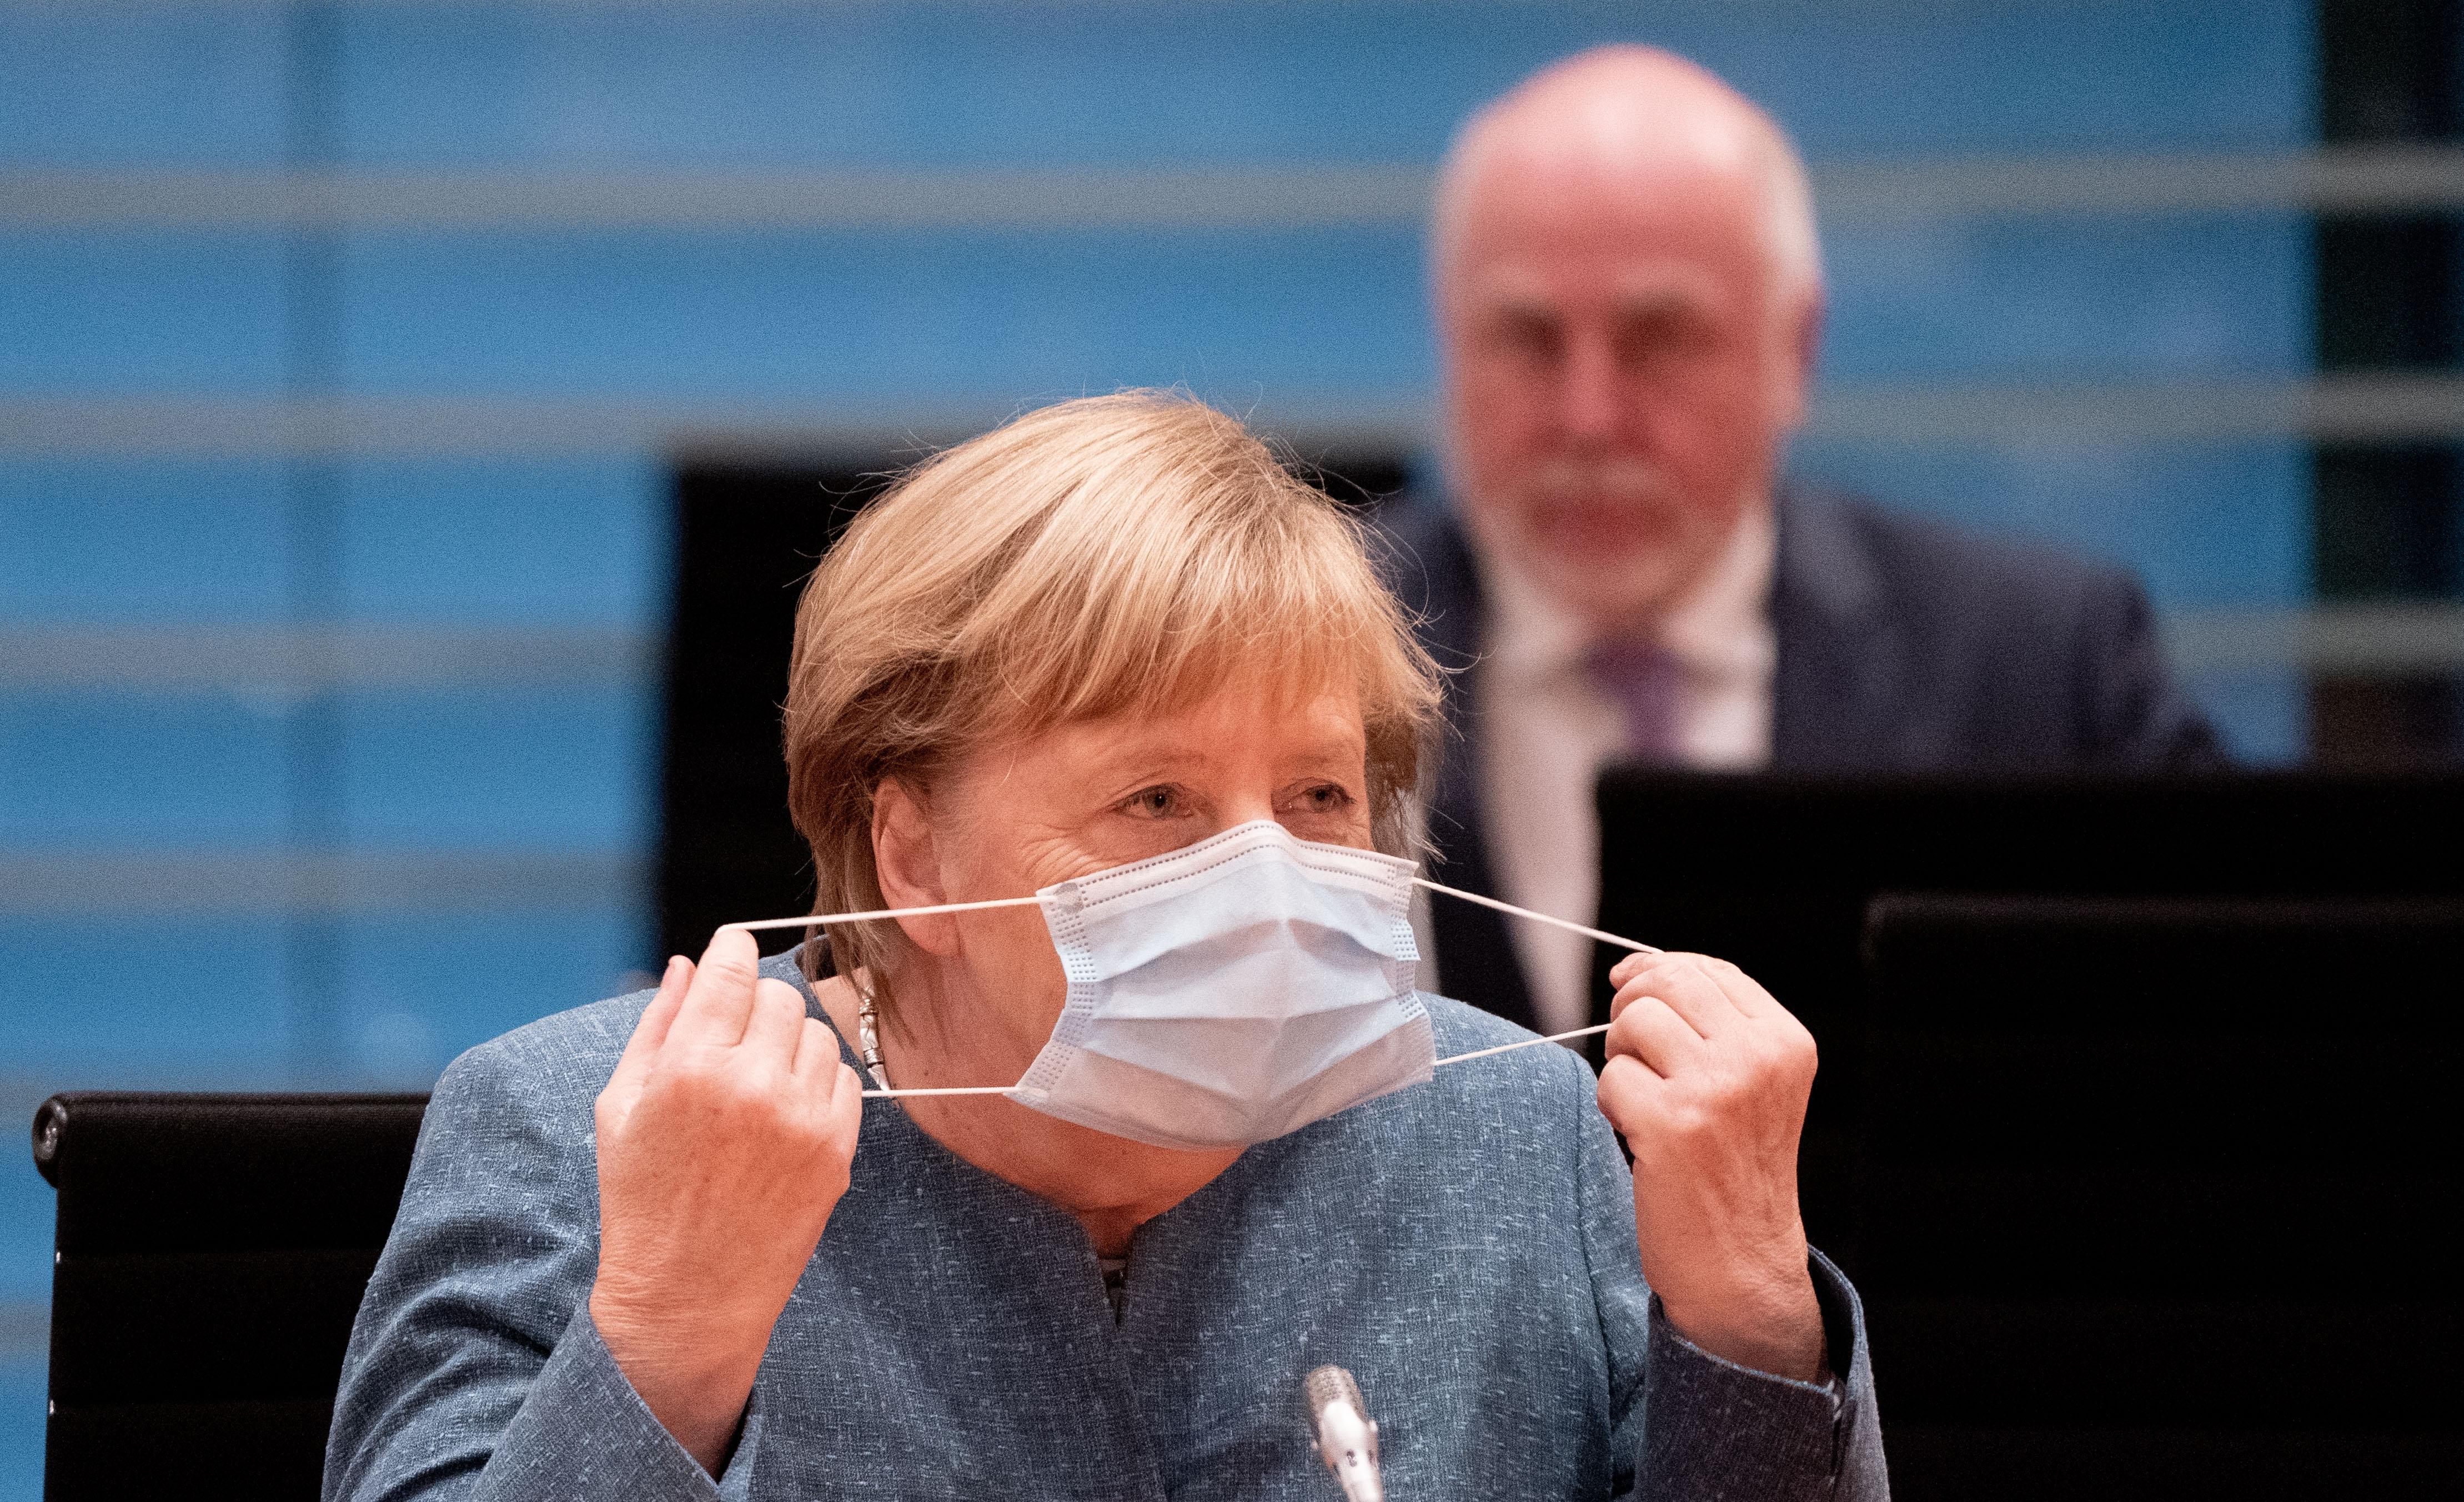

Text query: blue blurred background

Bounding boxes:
[5,1,2461,1491]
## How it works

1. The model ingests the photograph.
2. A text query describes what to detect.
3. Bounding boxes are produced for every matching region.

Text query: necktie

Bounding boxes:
[1580,634,1684,763]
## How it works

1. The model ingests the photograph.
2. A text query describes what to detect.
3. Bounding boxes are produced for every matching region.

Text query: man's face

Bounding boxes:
[1439,148,1814,630]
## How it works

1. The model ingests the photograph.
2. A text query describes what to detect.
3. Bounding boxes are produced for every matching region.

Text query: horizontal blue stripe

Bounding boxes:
[338,908,651,1081]
[0,1,290,168]
[335,687,656,850]
[1788,442,2310,610]
[1,690,294,848]
[0,685,652,849]
[1,459,666,628]
[0,231,292,395]
[0,903,646,1316]
[329,226,1435,399]
[334,0,2312,167]
[0,460,294,624]
[0,915,294,1071]
[0,908,645,1079]
[3,219,2315,398]
[1819,216,2311,382]
[2,3,2311,172]
[335,224,2310,397]
[338,458,668,627]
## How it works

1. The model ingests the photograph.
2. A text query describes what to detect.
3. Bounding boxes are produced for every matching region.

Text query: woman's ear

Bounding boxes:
[871,778,961,957]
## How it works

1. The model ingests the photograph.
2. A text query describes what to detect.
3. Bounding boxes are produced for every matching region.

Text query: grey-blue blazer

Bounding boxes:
[325,951,1887,1500]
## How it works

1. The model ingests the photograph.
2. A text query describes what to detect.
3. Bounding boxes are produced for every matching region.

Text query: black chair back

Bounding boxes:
[31,1091,428,1501]
[1858,895,2464,1500]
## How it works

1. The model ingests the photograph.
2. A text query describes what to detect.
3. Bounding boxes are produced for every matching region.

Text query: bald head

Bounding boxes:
[1432,47,1825,633]
[1435,46,1820,309]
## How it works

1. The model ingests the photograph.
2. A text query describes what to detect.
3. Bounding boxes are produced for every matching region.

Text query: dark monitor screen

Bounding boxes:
[1590,768,2464,1257]
[1596,769,2463,912]
[1858,891,2463,1496]
[657,460,892,966]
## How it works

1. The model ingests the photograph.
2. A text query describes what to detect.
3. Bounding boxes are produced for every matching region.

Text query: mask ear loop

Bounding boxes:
[1411,878,1662,1068]
[721,900,1046,1098]
[720,879,1668,1094]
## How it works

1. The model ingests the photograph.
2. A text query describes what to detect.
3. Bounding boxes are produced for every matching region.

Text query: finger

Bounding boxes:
[1595,1053,1664,1135]
[668,926,764,1046]
[1607,952,1697,1016]
[1695,955,1784,1019]
[605,955,690,1096]
[824,1060,866,1145]
[1604,994,1708,1077]
[791,1014,840,1080]
[1608,949,1661,989]
[1612,956,1742,1039]
[742,977,806,1062]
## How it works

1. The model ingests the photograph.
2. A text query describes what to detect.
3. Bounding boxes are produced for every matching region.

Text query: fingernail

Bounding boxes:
[663,955,686,983]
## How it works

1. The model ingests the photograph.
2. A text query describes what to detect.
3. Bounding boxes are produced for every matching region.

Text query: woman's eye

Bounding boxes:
[1123,786,1178,818]
[1300,784,1353,812]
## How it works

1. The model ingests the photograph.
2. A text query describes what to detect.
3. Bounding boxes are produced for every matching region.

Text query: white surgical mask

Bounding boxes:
[722,818,1654,1149]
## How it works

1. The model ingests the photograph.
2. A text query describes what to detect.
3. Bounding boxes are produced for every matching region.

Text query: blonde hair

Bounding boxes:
[782,390,1443,1023]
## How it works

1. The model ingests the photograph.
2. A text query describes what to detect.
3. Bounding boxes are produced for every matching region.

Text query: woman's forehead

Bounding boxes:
[992,678,1369,779]
[1145,655,1364,734]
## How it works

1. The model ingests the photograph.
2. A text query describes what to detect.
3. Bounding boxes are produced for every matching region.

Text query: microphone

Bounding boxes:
[1303,1364,1382,1502]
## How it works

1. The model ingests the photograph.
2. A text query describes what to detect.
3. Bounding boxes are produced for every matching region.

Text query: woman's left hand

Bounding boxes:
[1594,951,1827,1383]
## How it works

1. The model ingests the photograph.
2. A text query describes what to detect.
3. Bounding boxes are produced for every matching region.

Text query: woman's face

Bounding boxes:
[871,673,1375,1069]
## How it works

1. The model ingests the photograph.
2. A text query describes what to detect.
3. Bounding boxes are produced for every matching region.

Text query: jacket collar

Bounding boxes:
[1772,479,1880,638]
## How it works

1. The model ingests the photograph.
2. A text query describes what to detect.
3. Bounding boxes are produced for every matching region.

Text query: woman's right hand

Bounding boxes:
[588,927,865,1474]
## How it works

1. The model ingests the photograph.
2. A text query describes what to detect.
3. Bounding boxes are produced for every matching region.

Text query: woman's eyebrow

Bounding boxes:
[1283,746,1368,778]
[1079,740,1216,783]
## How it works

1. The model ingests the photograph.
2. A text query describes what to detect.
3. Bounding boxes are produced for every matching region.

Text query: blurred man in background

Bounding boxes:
[1383,46,2222,1036]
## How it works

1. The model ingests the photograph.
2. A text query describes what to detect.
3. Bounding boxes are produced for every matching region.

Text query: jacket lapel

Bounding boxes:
[1770,484,1901,770]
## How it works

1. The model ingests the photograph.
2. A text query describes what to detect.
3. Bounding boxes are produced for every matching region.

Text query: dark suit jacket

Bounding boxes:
[1378,483,2225,1034]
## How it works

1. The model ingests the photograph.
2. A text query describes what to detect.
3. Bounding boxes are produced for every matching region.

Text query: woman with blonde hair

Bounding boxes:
[327,392,1884,1500]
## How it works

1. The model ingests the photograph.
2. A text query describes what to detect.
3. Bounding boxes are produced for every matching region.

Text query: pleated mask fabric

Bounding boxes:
[1012,819,1433,1149]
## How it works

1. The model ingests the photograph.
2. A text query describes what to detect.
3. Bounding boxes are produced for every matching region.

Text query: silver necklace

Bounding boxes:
[855,990,891,1089]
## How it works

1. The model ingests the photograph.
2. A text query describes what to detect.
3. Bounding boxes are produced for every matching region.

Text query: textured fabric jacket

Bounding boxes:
[1378,484,2226,1035]
[327,951,1888,1500]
